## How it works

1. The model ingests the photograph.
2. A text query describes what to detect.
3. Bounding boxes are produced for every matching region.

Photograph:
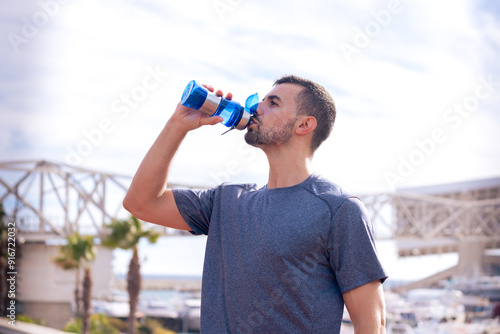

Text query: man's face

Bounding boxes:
[244,83,303,148]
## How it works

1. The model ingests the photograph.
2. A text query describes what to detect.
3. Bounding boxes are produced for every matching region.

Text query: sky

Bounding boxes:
[1,0,499,193]
[1,0,499,279]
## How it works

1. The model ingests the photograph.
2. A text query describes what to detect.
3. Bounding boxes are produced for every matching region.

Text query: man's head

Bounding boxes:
[274,75,336,153]
[245,75,336,154]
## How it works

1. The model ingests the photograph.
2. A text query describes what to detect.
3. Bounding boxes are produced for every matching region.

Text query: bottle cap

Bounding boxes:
[245,93,259,114]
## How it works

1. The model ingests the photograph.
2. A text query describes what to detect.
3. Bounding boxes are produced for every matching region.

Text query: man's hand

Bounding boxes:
[170,85,233,133]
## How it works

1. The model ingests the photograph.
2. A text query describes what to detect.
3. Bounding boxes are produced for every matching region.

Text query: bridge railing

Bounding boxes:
[391,192,500,240]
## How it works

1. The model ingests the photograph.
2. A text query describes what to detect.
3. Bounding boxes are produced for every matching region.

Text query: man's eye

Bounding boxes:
[270,100,278,106]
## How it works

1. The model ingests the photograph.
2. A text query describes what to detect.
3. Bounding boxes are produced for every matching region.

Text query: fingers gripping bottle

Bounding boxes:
[181,80,259,133]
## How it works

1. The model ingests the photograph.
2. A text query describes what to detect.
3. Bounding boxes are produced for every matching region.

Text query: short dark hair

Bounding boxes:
[274,75,336,153]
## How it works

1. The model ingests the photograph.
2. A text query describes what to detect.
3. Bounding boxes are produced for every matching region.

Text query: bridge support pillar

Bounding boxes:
[457,237,486,278]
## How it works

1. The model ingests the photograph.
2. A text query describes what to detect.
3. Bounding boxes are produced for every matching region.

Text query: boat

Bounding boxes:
[92,290,144,319]
[385,287,500,333]
[140,299,178,318]
[177,298,201,333]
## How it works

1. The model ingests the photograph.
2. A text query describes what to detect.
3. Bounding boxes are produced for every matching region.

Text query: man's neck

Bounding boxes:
[265,146,313,189]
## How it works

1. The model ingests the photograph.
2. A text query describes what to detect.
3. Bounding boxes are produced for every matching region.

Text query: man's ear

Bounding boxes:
[295,116,317,135]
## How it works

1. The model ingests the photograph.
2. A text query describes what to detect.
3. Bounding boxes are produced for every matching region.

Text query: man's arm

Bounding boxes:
[123,87,226,230]
[343,280,386,334]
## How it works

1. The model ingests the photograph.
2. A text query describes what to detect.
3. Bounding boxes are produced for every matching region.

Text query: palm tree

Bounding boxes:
[102,215,160,334]
[53,232,96,334]
[53,234,81,318]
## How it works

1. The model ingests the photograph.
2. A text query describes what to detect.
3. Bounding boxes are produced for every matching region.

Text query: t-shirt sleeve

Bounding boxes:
[172,187,216,235]
[328,196,388,294]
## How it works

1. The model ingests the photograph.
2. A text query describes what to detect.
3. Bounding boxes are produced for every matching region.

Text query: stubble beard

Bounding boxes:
[244,119,296,147]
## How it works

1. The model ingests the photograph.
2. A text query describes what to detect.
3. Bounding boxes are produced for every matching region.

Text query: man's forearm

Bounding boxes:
[123,87,224,222]
[123,119,188,211]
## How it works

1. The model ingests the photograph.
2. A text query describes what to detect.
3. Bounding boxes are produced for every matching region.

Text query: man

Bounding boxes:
[123,75,388,333]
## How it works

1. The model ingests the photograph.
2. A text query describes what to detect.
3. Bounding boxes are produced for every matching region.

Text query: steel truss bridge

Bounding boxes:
[1,160,500,282]
[0,160,193,241]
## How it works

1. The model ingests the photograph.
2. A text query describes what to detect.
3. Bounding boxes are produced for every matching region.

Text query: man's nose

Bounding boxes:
[254,102,263,116]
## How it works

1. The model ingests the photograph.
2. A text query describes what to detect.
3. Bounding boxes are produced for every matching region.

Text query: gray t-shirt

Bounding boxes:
[173,174,387,333]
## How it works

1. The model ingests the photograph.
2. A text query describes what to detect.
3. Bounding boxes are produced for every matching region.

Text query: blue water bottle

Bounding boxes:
[181,80,259,131]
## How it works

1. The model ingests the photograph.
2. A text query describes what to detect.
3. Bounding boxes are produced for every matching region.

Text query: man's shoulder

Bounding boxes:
[303,174,350,197]
[299,174,355,211]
